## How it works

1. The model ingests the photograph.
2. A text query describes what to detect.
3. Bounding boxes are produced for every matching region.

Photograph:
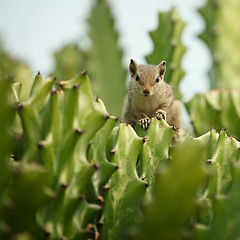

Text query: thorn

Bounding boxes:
[37,142,44,149]
[213,53,222,65]
[16,102,24,112]
[50,75,56,82]
[171,16,178,23]
[221,128,226,132]
[170,39,177,48]
[145,182,150,188]
[43,229,51,237]
[60,183,68,189]
[73,84,80,89]
[109,150,115,155]
[97,195,105,203]
[95,232,101,240]
[10,154,16,161]
[212,0,220,8]
[114,165,119,170]
[169,63,176,71]
[80,70,87,76]
[115,117,119,122]
[97,220,103,227]
[142,137,148,143]
[37,71,41,75]
[211,127,216,130]
[75,128,83,136]
[93,164,100,171]
[95,96,99,102]
[51,89,57,95]
[102,185,110,191]
[206,159,212,164]
[168,156,172,161]
[211,25,220,37]
[78,195,85,200]
[140,176,146,180]
[120,120,124,124]
[85,223,94,234]
[105,115,110,120]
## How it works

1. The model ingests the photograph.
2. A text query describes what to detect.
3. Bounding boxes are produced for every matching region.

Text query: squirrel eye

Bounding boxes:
[136,74,139,81]
[156,76,160,82]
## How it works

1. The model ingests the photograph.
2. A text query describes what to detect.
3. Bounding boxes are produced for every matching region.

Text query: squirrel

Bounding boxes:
[122,59,181,139]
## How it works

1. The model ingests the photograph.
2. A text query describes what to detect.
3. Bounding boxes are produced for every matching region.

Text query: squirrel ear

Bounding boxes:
[129,59,138,76]
[157,61,166,79]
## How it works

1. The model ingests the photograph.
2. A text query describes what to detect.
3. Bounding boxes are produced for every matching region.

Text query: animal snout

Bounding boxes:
[143,89,150,96]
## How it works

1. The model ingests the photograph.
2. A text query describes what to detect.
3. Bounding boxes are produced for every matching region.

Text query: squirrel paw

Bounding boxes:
[155,110,167,121]
[139,117,151,130]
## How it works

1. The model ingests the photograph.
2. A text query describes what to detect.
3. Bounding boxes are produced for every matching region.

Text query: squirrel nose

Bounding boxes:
[143,89,150,95]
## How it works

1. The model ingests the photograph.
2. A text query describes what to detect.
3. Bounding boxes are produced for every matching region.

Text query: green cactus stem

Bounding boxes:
[145,8,186,99]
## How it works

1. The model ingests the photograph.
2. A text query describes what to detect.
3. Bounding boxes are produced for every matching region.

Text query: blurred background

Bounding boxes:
[0,0,210,102]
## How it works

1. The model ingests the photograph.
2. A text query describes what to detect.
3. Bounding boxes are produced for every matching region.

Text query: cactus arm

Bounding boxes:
[185,89,240,139]
[101,123,146,240]
[134,141,208,240]
[136,118,174,189]
[145,8,186,99]
[198,0,240,88]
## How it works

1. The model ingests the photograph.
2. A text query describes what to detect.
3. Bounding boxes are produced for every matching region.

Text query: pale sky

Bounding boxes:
[0,0,210,102]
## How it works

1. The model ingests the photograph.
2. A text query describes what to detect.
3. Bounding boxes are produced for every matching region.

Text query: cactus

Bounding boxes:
[53,44,88,80]
[132,141,208,240]
[136,118,174,191]
[1,1,240,239]
[1,69,240,239]
[199,0,240,89]
[52,0,127,117]
[145,8,186,99]
[0,46,33,101]
[185,89,240,139]
[87,0,127,117]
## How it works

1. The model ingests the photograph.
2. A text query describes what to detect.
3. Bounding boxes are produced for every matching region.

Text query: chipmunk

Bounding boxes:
[122,59,181,139]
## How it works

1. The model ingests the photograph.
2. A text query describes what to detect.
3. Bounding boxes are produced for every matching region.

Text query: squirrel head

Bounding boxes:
[129,59,166,97]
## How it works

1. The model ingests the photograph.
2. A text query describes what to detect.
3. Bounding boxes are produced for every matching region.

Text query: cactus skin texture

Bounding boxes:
[1,71,240,239]
[87,0,127,117]
[101,123,147,240]
[199,0,240,89]
[136,118,174,192]
[133,141,208,240]
[145,8,186,100]
[185,89,240,139]
[0,46,33,101]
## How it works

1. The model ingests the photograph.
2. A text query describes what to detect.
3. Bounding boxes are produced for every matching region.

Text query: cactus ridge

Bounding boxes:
[145,8,186,99]
[1,71,240,239]
[185,89,240,139]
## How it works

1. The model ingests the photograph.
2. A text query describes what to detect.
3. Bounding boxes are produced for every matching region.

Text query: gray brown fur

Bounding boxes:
[122,59,181,139]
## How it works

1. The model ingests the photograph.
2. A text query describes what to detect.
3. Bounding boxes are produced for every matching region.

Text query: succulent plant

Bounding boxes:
[145,8,186,99]
[198,0,240,89]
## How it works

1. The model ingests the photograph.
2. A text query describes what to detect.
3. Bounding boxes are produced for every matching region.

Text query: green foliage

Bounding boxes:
[145,8,186,99]
[185,89,240,139]
[199,0,240,89]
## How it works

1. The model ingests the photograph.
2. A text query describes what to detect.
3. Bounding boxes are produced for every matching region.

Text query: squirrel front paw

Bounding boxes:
[155,110,167,121]
[139,117,151,130]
